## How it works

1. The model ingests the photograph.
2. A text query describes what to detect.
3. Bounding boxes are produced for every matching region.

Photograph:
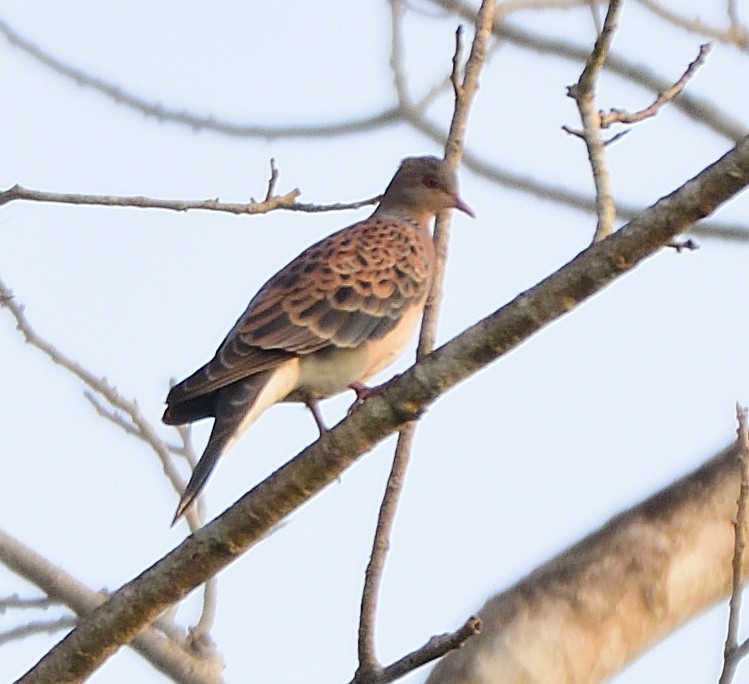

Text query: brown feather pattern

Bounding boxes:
[165,216,431,409]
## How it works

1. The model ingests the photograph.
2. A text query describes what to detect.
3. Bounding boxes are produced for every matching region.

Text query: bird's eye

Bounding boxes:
[423,174,439,189]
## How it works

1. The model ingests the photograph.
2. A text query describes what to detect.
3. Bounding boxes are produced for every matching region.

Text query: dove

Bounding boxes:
[163,156,473,521]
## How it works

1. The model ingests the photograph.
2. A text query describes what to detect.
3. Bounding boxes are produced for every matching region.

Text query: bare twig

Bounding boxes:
[719,404,749,684]
[350,617,482,684]
[356,4,494,681]
[0,276,204,532]
[566,0,623,242]
[0,528,223,683]
[264,159,279,202]
[287,196,381,213]
[404,108,749,241]
[0,183,299,214]
[599,43,712,128]
[83,390,141,438]
[1,275,222,639]
[2,14,745,239]
[356,425,419,678]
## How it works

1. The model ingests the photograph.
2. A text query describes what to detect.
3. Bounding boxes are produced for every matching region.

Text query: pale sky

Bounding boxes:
[1,2,748,683]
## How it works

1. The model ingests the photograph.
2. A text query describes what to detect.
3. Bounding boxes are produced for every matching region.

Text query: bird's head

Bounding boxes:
[376,156,475,221]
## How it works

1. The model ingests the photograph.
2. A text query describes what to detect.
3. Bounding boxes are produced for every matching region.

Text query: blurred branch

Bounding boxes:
[0,528,223,684]
[431,0,747,142]
[588,0,603,34]
[727,0,741,31]
[17,133,749,684]
[1,15,747,240]
[565,0,623,241]
[634,0,749,50]
[0,18,400,139]
[426,442,749,684]
[0,617,76,646]
[0,595,62,612]
[0,183,380,216]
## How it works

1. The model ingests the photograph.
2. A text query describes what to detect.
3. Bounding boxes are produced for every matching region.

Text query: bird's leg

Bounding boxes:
[304,398,328,435]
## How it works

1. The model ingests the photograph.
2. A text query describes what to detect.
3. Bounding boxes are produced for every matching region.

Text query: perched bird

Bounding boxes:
[163,156,473,521]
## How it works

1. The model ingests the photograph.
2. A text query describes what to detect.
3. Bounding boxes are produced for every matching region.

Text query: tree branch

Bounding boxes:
[719,404,749,684]
[0,183,382,216]
[16,133,749,684]
[565,0,623,242]
[599,43,712,128]
[356,4,495,678]
[353,616,481,684]
[0,276,207,533]
[0,528,222,684]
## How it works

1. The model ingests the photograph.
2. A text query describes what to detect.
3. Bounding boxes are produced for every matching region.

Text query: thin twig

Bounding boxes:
[0,529,221,683]
[0,183,299,214]
[719,404,749,684]
[2,15,745,238]
[355,4,494,681]
[83,390,141,438]
[599,43,712,128]
[264,159,279,202]
[356,427,418,678]
[349,617,482,684]
[565,0,623,242]
[287,196,381,213]
[0,276,203,532]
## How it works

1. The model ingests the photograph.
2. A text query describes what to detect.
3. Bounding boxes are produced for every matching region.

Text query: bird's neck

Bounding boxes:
[372,202,431,227]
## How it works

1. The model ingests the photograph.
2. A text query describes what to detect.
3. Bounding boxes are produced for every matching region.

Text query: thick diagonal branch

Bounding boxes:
[17,134,749,684]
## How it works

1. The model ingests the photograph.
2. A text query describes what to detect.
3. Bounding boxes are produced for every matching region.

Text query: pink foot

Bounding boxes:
[348,382,377,413]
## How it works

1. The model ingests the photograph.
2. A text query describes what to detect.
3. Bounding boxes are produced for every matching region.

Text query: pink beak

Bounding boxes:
[452,195,475,218]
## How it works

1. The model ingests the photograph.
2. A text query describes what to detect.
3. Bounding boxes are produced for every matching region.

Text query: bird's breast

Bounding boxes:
[294,301,423,400]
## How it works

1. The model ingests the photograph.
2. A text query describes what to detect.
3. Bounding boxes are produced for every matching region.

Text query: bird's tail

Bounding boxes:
[172,370,274,524]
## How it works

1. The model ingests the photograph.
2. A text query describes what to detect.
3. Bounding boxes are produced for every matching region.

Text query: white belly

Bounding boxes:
[295,302,423,399]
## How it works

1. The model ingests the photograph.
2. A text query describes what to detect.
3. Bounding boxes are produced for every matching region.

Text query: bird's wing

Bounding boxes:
[166,216,433,406]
